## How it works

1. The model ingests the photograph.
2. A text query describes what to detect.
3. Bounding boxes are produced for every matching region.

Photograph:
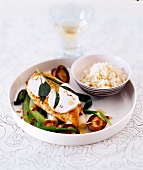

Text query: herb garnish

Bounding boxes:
[38,81,51,102]
[36,68,62,86]
[54,92,60,108]
[14,89,27,105]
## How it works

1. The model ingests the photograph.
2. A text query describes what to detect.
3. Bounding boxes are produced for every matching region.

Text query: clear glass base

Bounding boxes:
[61,47,82,57]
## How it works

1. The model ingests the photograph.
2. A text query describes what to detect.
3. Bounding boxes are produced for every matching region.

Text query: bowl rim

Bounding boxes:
[71,54,131,91]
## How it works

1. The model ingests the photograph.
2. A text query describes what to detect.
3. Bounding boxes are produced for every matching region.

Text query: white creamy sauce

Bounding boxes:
[28,75,46,96]
[48,83,81,113]
[48,88,56,109]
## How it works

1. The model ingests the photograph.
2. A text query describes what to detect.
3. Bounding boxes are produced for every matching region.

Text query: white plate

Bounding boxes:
[8,57,137,146]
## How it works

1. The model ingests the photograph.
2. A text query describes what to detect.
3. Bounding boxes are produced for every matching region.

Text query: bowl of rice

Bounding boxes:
[71,54,131,96]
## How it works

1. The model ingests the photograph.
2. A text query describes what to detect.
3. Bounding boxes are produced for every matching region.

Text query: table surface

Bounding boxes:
[0,0,143,170]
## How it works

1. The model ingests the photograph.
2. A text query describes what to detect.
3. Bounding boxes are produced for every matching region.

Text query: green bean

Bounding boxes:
[38,125,77,133]
[29,99,46,124]
[22,93,32,123]
[28,98,78,132]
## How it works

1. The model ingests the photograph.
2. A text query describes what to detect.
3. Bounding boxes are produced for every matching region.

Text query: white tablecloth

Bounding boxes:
[0,1,143,169]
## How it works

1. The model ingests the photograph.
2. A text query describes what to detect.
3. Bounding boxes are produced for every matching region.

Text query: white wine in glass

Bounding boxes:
[49,2,93,57]
[55,20,88,56]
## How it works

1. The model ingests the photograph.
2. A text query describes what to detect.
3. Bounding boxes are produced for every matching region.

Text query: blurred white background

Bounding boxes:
[0,0,143,17]
[0,0,143,63]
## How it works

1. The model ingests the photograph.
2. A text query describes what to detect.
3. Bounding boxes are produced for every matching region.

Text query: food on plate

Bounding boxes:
[14,89,27,105]
[80,62,127,89]
[26,71,81,127]
[14,68,112,134]
[87,115,107,131]
[78,112,87,129]
[51,65,70,83]
[57,124,80,134]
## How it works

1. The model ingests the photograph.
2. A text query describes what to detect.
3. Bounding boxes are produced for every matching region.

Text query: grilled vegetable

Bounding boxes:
[51,65,70,83]
[42,119,58,127]
[38,124,78,133]
[22,93,32,123]
[87,115,107,131]
[51,68,57,77]
[57,124,80,134]
[29,99,46,124]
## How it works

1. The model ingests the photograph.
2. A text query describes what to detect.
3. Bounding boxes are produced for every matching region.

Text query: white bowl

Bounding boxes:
[71,54,131,96]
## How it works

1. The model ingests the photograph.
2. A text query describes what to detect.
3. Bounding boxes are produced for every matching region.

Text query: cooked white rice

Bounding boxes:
[80,62,127,89]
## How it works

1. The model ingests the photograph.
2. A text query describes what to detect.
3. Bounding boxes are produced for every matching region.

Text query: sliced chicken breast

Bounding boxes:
[26,72,82,127]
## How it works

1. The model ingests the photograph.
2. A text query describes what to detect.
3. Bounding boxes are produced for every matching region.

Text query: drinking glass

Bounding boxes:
[49,2,93,57]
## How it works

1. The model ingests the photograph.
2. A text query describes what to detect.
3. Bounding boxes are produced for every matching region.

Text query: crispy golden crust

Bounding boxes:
[26,72,82,127]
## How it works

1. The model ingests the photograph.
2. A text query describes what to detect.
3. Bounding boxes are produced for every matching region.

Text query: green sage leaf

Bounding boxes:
[38,81,51,102]
[36,68,63,86]
[76,92,91,103]
[54,92,60,108]
[14,89,27,105]
[45,76,63,86]
[61,85,76,94]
